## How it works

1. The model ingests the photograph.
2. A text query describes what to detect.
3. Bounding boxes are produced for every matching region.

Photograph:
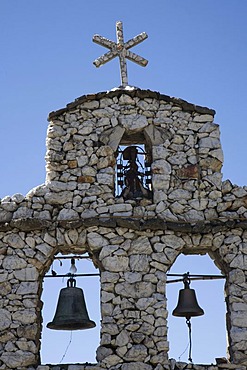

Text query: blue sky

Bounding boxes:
[1,1,247,198]
[1,0,246,365]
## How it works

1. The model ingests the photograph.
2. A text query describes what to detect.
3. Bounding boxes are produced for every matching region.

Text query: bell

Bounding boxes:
[47,278,96,330]
[172,274,204,320]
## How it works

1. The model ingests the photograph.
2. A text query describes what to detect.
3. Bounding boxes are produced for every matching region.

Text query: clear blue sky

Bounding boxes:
[1,0,246,365]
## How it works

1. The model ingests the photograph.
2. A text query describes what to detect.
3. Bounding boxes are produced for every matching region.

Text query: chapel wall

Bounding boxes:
[0,89,247,370]
[45,90,223,223]
[1,222,247,369]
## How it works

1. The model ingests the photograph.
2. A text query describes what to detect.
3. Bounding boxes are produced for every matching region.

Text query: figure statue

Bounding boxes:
[120,146,152,200]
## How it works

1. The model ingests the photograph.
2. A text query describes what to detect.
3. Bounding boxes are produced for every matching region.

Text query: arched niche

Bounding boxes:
[100,123,172,200]
[167,253,227,364]
[40,250,100,365]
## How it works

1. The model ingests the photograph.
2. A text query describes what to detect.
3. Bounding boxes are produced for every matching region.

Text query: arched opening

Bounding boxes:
[167,253,227,364]
[115,129,153,200]
[41,252,100,365]
[115,144,152,199]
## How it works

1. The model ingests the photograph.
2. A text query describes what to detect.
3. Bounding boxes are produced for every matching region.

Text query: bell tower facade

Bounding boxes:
[0,21,247,370]
[0,87,247,370]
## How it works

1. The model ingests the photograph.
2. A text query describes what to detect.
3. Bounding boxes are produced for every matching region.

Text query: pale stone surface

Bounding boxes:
[36,243,53,256]
[12,309,36,324]
[115,282,155,298]
[0,210,12,222]
[0,309,11,331]
[57,208,79,220]
[122,363,152,370]
[3,255,27,269]
[44,191,73,204]
[109,204,132,213]
[119,114,148,132]
[124,344,147,361]
[1,350,36,367]
[1,89,247,369]
[152,159,171,175]
[101,256,129,272]
[129,236,153,254]
[193,114,214,122]
[87,232,108,251]
[129,254,149,272]
[115,330,130,346]
[16,282,39,295]
[4,233,25,249]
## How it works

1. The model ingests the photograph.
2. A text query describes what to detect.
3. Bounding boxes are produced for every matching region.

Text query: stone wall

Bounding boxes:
[0,88,247,370]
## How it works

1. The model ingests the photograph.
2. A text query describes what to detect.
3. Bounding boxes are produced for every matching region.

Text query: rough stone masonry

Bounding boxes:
[0,88,247,370]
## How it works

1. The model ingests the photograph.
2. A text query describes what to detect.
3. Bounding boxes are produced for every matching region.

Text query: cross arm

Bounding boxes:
[125,50,148,67]
[125,32,148,50]
[92,21,149,86]
[92,35,117,50]
[93,49,118,67]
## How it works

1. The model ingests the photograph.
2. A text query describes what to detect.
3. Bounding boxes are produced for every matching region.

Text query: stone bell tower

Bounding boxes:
[0,21,247,370]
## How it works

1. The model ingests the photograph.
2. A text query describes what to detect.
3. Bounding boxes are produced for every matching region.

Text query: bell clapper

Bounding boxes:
[172,272,204,364]
[186,318,193,363]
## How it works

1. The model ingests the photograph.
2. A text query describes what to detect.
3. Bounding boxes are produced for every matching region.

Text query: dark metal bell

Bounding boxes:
[172,274,204,320]
[47,278,96,330]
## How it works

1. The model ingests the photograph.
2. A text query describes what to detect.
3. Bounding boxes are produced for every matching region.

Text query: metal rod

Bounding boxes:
[166,278,185,284]
[167,275,225,284]
[44,269,225,281]
[167,273,225,278]
[53,255,90,260]
[44,273,100,278]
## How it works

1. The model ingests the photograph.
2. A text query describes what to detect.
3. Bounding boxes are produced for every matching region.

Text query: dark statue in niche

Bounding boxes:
[117,146,152,201]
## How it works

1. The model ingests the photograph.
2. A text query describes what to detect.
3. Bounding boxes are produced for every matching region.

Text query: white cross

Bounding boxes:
[93,21,148,88]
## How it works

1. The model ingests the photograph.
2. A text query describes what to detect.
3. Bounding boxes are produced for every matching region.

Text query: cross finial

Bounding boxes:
[93,21,148,88]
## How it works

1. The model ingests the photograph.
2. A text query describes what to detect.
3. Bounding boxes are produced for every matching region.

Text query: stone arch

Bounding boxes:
[100,123,155,200]
[164,229,245,364]
[37,227,102,366]
[99,123,172,152]
[166,251,227,363]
